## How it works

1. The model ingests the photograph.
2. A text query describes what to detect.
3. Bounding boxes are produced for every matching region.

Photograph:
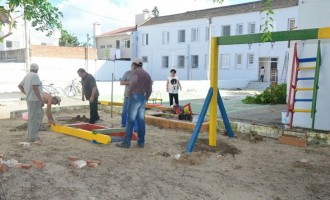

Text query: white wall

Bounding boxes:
[137,6,298,83]
[287,0,330,131]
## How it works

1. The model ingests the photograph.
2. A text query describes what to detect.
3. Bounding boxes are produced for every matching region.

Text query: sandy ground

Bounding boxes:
[0,108,329,200]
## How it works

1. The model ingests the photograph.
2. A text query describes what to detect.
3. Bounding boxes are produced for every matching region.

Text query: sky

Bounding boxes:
[50,0,253,42]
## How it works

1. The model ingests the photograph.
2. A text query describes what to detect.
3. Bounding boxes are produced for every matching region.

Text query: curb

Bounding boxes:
[217,119,330,146]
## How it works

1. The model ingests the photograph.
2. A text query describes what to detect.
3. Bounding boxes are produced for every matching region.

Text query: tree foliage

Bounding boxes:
[152,6,159,17]
[59,29,80,47]
[0,0,62,42]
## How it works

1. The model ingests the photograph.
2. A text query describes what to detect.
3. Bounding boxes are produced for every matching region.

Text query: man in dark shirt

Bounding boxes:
[77,68,100,124]
[117,58,152,148]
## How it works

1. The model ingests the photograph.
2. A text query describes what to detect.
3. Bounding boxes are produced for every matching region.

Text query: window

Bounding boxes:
[178,30,185,43]
[162,56,169,68]
[235,54,242,69]
[177,55,185,68]
[236,24,243,35]
[142,56,148,63]
[220,54,230,69]
[162,31,169,44]
[221,25,231,36]
[100,45,105,49]
[248,22,256,34]
[6,41,12,48]
[142,33,149,46]
[191,28,199,42]
[106,45,112,48]
[191,55,199,68]
[205,27,210,41]
[124,39,130,48]
[116,40,120,49]
[288,18,296,30]
[205,54,209,69]
[247,53,254,68]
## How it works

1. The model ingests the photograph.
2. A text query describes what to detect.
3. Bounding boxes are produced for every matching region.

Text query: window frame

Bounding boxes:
[247,53,254,69]
[162,31,170,44]
[220,54,230,69]
[236,23,243,35]
[177,55,185,68]
[221,25,231,36]
[162,56,169,68]
[178,30,185,43]
[191,28,200,42]
[248,22,256,34]
[142,33,149,46]
[288,18,296,30]
[191,55,199,68]
[235,54,242,69]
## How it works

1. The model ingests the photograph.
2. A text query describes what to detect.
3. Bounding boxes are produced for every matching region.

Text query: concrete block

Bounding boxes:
[236,122,252,133]
[283,130,306,139]
[251,125,282,139]
[278,135,307,147]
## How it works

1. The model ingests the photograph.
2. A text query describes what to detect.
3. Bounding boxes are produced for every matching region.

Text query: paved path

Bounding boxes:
[0,89,286,129]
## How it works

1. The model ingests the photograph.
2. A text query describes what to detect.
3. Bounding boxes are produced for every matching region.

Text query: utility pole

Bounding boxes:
[24,13,30,73]
[86,33,91,71]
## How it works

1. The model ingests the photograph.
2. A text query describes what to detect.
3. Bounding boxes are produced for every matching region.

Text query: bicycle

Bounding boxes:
[42,82,65,97]
[64,79,82,97]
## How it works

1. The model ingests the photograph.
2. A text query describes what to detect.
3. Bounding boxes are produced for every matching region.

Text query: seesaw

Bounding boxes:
[51,123,137,144]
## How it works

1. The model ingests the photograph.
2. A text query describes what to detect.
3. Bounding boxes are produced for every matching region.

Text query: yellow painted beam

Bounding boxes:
[297,66,315,70]
[318,27,330,39]
[98,101,123,106]
[209,37,218,147]
[295,88,313,91]
[51,124,111,144]
[293,109,311,113]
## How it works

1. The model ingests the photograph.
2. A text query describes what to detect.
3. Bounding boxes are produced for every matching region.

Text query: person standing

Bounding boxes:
[77,68,100,124]
[116,58,152,149]
[260,66,265,82]
[18,63,44,142]
[120,63,138,131]
[166,69,182,106]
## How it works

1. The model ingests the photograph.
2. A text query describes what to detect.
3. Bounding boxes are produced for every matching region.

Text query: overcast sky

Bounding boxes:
[50,0,253,42]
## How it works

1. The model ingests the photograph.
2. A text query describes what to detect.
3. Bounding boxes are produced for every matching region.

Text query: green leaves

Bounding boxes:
[242,83,287,104]
[1,0,62,41]
[260,0,274,42]
[59,29,80,47]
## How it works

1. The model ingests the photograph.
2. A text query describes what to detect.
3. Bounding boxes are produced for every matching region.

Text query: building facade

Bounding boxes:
[136,0,298,86]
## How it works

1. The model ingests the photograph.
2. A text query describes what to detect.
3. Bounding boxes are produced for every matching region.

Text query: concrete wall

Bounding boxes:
[287,0,330,131]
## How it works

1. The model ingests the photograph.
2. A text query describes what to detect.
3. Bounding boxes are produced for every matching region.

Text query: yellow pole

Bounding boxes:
[209,37,218,146]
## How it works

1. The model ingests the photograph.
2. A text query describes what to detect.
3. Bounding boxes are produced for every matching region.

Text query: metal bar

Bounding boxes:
[186,88,213,153]
[217,90,234,137]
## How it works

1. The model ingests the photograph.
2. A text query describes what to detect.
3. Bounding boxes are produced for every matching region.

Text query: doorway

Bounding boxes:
[259,57,278,83]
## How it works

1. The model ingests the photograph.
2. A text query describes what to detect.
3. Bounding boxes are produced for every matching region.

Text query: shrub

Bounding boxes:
[242,83,287,104]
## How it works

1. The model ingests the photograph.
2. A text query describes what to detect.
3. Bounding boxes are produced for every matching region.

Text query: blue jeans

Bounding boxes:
[121,97,138,132]
[124,94,146,145]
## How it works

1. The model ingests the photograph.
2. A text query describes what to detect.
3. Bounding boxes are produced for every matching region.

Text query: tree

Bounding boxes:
[152,6,159,17]
[59,29,80,47]
[0,0,62,42]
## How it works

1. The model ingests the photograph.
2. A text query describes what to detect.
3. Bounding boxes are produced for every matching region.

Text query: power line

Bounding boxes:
[49,0,128,22]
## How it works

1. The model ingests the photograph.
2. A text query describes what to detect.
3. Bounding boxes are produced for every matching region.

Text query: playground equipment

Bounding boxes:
[51,123,137,144]
[287,41,321,130]
[186,26,330,153]
[172,103,193,121]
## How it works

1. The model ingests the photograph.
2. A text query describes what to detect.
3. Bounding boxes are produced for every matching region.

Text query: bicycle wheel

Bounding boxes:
[55,87,65,97]
[64,85,77,97]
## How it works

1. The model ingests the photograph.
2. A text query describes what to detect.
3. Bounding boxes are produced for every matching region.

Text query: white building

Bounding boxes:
[136,0,298,87]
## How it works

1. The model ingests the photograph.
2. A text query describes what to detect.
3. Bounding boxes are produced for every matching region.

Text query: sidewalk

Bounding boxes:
[0,89,285,128]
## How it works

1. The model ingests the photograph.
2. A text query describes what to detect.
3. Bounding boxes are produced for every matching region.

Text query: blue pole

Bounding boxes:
[217,90,234,137]
[186,88,213,153]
